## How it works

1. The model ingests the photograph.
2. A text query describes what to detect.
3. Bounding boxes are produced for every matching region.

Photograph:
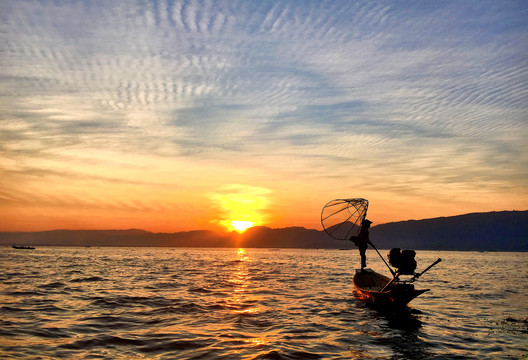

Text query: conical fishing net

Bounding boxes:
[321,198,369,240]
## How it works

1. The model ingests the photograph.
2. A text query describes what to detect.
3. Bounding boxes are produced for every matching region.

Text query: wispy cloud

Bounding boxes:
[1,0,527,230]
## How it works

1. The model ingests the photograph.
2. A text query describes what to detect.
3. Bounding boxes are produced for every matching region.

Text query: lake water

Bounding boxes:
[0,247,526,359]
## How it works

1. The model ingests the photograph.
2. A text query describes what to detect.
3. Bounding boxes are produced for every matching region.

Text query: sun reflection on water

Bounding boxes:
[224,249,263,317]
[3,248,526,359]
[236,248,247,258]
[244,337,269,346]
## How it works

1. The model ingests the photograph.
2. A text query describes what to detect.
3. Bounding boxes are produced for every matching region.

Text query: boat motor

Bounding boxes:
[388,248,417,275]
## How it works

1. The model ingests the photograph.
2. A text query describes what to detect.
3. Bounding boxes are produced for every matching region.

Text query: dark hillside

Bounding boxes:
[370,211,528,251]
[1,211,526,250]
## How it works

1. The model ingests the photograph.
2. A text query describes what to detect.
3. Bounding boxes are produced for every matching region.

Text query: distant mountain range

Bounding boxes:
[370,210,528,251]
[1,211,527,251]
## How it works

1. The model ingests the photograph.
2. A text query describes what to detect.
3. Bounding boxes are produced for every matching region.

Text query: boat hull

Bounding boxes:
[12,245,35,250]
[353,269,428,307]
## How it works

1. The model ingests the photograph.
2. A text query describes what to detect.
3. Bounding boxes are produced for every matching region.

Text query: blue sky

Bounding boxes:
[1,0,527,231]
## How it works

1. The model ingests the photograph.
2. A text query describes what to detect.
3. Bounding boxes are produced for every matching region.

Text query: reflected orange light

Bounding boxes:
[245,337,268,346]
[235,306,261,314]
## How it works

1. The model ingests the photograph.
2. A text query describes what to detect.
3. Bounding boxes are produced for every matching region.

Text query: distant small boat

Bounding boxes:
[353,268,429,307]
[12,245,35,250]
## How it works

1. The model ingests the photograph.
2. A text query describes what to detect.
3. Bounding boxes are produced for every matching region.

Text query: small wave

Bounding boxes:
[1,303,67,313]
[152,302,206,315]
[70,276,106,283]
[205,303,226,311]
[89,295,173,309]
[253,288,279,296]
[61,263,85,269]
[251,350,288,359]
[227,259,245,264]
[4,290,46,297]
[232,313,276,330]
[153,281,183,289]
[59,334,147,350]
[188,286,213,293]
[65,269,83,275]
[35,304,68,313]
[40,281,66,289]
[139,338,215,353]
[75,315,144,332]
[25,326,72,339]
[251,275,272,281]
[80,314,133,323]
[468,292,507,300]
[137,301,226,316]
[1,305,31,313]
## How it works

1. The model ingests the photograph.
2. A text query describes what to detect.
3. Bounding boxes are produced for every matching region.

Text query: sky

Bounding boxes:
[1,0,527,233]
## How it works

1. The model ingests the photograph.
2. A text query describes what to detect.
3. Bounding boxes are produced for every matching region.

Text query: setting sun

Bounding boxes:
[231,221,254,232]
[209,184,271,232]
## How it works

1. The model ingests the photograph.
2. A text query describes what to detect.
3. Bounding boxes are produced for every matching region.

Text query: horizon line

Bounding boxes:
[1,209,525,233]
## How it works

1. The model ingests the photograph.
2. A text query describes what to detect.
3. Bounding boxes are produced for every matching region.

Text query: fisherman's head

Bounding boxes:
[362,219,372,227]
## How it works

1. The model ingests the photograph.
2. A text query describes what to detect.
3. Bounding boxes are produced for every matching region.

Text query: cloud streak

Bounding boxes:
[1,0,527,230]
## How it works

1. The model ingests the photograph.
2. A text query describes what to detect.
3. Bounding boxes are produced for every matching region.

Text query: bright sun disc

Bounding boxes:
[232,221,253,232]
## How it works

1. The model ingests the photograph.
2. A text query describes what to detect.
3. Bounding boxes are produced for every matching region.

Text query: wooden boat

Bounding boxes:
[353,268,429,307]
[321,198,441,308]
[12,245,35,250]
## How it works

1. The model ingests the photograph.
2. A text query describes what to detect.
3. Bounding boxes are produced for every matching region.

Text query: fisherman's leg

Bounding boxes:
[360,248,367,269]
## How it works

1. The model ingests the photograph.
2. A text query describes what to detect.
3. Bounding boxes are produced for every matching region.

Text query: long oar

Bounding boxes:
[411,258,442,282]
[368,240,396,277]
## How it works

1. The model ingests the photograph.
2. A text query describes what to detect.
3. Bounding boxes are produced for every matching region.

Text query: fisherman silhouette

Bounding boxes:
[349,219,373,270]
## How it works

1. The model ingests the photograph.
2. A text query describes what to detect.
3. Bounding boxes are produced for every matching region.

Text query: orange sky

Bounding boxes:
[1,148,525,232]
[1,1,527,232]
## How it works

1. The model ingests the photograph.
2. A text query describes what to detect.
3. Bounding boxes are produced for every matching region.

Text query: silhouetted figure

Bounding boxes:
[350,219,372,269]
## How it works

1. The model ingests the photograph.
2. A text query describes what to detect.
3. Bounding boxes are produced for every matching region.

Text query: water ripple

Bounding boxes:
[0,248,526,359]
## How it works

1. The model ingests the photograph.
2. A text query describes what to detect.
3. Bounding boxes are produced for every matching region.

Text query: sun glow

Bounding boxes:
[209,184,272,232]
[231,220,253,232]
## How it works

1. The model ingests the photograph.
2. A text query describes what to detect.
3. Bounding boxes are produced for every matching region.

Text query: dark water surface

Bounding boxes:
[0,247,526,359]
